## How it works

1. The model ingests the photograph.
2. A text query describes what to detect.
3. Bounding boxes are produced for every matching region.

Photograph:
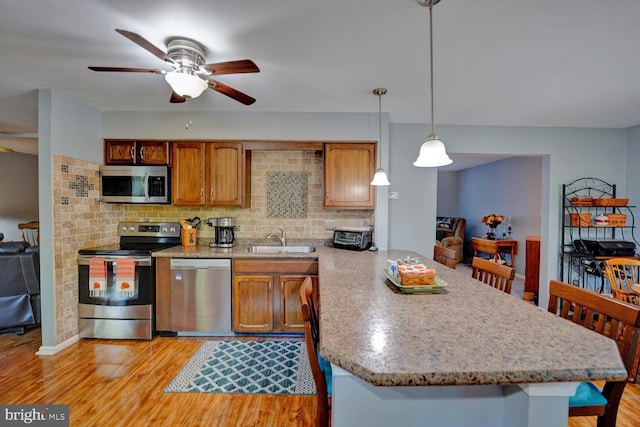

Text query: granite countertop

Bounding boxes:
[318,248,628,387]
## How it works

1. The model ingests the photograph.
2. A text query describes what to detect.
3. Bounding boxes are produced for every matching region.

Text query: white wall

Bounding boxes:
[0,152,39,241]
[38,89,102,348]
[436,171,458,217]
[457,156,542,274]
[626,125,640,207]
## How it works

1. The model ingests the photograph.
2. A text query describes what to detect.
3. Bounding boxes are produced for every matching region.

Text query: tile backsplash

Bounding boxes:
[124,150,374,241]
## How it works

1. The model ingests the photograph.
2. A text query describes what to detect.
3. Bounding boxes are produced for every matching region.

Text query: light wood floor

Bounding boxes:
[1,328,639,426]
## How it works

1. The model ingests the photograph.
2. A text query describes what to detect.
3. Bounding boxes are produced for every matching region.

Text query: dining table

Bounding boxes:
[316,247,627,427]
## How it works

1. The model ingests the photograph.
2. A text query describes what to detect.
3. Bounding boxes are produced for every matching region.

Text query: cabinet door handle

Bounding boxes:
[130,147,135,160]
[139,146,144,160]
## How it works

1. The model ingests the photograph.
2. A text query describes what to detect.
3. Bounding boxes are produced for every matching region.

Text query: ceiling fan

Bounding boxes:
[89,29,259,105]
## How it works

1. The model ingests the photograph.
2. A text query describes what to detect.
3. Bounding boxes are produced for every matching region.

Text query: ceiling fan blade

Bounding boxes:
[115,29,175,64]
[88,66,165,74]
[202,60,260,75]
[170,92,186,103]
[206,79,256,105]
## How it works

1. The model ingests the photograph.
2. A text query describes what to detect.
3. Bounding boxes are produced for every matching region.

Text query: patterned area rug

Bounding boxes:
[164,340,316,395]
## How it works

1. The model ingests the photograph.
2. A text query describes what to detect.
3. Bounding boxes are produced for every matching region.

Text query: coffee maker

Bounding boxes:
[207,217,236,248]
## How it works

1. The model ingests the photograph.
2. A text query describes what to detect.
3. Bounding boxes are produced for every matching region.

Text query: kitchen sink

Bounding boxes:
[246,245,316,254]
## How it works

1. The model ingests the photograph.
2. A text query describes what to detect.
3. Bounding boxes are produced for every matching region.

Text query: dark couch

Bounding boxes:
[0,241,40,334]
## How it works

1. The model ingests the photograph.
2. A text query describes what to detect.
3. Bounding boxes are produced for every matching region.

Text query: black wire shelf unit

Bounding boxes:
[560,177,639,293]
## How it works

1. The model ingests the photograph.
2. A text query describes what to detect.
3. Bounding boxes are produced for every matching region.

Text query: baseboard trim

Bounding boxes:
[36,334,80,356]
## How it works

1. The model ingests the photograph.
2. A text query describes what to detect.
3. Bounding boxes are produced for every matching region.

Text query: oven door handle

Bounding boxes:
[77,255,152,266]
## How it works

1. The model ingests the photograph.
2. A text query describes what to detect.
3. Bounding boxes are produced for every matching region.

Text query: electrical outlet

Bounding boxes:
[388,192,400,200]
[324,220,336,230]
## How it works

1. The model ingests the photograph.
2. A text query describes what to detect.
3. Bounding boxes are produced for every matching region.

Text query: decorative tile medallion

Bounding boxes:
[267,172,308,218]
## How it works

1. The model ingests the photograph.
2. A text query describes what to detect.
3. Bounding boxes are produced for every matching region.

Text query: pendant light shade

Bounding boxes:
[371,87,390,186]
[413,134,452,167]
[414,0,453,168]
[371,168,391,186]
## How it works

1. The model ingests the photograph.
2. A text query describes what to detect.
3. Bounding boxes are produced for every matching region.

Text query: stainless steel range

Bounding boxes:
[77,221,181,340]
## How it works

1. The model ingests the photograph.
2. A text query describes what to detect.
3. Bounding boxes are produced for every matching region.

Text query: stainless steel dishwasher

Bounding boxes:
[170,258,232,335]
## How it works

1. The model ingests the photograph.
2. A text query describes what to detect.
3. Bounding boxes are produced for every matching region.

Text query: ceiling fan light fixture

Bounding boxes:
[164,69,208,99]
[413,134,452,167]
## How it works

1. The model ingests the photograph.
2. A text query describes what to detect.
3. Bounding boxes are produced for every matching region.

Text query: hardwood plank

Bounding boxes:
[0,328,314,426]
[2,328,639,426]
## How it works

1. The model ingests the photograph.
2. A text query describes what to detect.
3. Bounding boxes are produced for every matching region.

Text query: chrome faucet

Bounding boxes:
[266,228,286,246]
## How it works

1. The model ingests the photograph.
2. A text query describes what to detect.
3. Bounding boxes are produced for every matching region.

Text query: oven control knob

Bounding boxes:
[129,226,135,232]
[162,226,168,232]
[121,225,128,232]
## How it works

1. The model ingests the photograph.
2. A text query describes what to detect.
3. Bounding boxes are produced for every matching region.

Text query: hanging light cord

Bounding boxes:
[429,0,435,137]
[378,91,382,169]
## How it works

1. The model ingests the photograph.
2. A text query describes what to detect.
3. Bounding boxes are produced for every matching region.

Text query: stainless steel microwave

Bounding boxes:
[100,165,171,204]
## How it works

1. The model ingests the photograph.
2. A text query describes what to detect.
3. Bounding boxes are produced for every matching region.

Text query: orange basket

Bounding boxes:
[571,196,593,206]
[605,213,627,226]
[398,266,436,286]
[592,198,629,207]
[570,213,592,226]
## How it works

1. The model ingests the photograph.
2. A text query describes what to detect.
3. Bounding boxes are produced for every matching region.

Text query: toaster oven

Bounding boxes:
[332,228,373,251]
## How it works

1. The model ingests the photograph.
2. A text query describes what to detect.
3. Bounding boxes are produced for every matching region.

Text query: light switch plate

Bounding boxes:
[324,220,336,230]
[388,192,399,200]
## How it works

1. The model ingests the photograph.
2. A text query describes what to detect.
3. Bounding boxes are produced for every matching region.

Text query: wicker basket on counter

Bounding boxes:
[592,198,629,207]
[570,196,593,206]
[398,267,436,286]
[604,213,627,226]
[570,212,592,227]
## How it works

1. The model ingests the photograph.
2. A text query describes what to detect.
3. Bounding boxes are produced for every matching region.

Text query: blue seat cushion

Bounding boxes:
[318,353,333,395]
[569,381,607,408]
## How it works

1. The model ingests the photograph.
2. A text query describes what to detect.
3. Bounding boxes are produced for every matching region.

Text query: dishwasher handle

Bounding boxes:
[170,258,231,269]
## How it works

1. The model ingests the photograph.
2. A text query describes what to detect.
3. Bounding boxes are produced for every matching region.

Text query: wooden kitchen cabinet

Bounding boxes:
[104,140,170,165]
[207,142,250,207]
[324,142,376,208]
[232,274,274,332]
[232,259,318,333]
[172,142,206,205]
[172,141,250,207]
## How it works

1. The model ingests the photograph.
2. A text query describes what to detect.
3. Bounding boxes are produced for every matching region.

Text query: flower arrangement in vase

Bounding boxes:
[481,214,505,240]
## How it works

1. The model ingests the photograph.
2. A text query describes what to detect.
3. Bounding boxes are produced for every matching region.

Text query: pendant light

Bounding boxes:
[370,88,391,186]
[414,0,453,167]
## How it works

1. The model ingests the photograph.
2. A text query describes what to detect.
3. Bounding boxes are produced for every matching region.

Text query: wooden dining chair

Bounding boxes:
[299,277,331,427]
[471,237,500,262]
[603,258,640,382]
[603,258,640,305]
[433,245,458,269]
[548,280,640,427]
[471,256,516,294]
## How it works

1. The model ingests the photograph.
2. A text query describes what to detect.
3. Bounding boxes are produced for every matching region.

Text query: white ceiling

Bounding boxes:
[1,0,640,157]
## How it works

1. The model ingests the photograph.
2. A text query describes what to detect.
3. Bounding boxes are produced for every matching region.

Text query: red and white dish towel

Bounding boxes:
[116,258,136,297]
[89,258,107,297]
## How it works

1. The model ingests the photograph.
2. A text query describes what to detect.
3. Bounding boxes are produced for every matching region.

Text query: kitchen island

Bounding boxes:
[317,248,627,427]
[153,244,627,426]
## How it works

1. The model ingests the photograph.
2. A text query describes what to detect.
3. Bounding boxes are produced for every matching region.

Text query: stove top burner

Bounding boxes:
[78,221,182,256]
